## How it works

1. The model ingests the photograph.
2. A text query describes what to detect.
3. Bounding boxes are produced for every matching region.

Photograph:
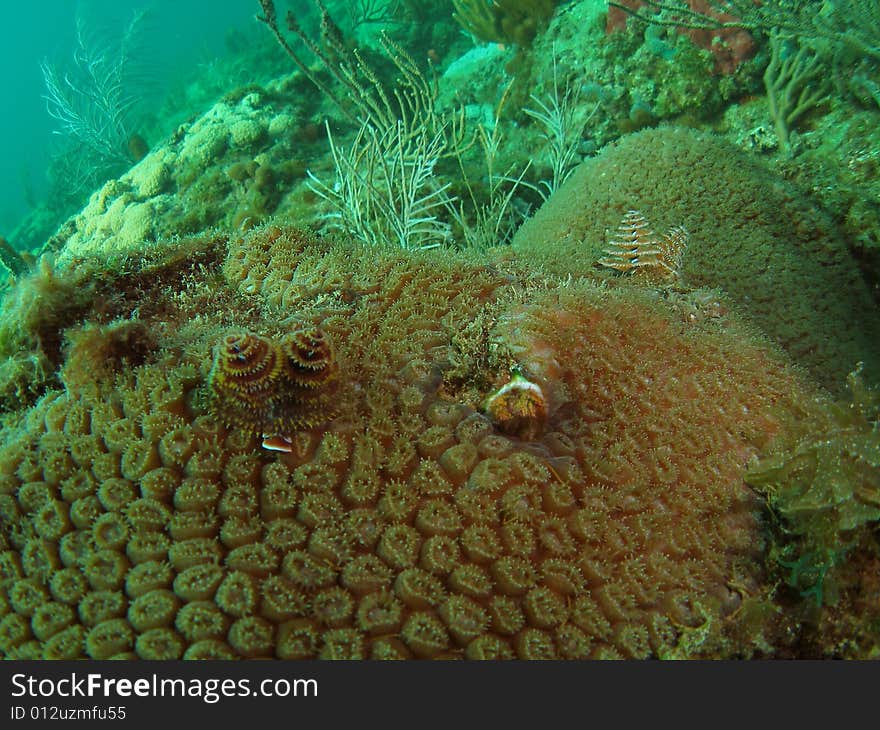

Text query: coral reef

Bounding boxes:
[0,235,227,413]
[0,256,94,411]
[511,126,880,393]
[749,107,880,292]
[607,1,757,74]
[453,0,561,47]
[1,0,878,662]
[61,320,158,393]
[0,224,836,659]
[44,89,320,265]
[437,0,762,189]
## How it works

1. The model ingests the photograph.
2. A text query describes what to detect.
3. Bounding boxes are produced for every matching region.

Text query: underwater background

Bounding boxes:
[0,1,263,235]
[0,0,879,660]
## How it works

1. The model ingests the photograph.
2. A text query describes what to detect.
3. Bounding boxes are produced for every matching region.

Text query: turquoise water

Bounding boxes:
[0,0,261,238]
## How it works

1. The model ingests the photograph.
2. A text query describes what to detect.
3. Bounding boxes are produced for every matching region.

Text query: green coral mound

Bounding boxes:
[511,126,880,393]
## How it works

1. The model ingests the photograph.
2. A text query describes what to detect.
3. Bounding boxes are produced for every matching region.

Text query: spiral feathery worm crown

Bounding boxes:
[213,331,281,399]
[279,326,337,388]
[597,210,687,283]
[208,327,338,433]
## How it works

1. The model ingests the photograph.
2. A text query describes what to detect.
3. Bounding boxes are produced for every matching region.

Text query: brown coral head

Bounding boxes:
[279,326,337,388]
[212,331,281,395]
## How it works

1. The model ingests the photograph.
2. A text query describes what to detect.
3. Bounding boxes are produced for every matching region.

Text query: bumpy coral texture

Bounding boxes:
[46,89,317,266]
[510,126,880,394]
[0,226,824,659]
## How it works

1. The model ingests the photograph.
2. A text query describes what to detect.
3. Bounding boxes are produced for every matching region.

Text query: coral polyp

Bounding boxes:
[208,327,338,434]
